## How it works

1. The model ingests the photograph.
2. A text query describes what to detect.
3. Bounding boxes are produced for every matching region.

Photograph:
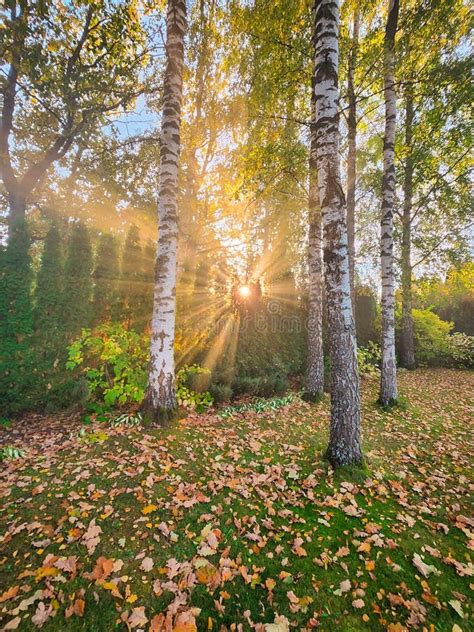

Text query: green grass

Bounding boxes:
[0,368,473,631]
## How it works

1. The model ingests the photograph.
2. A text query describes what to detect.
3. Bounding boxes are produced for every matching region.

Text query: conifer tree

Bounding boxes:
[118,225,143,329]
[92,233,119,324]
[0,218,33,410]
[62,222,93,339]
[138,238,156,331]
[34,223,63,333]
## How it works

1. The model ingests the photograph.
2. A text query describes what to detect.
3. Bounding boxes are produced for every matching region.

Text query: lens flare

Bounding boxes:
[238,285,251,298]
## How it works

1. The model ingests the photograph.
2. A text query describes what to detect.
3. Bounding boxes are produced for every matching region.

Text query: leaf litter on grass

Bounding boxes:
[0,369,472,631]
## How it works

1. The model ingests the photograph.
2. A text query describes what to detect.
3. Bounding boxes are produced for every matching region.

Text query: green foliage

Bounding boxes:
[412,308,453,366]
[118,225,153,331]
[218,393,298,419]
[414,263,474,335]
[447,332,474,368]
[67,325,213,412]
[208,383,233,404]
[0,445,26,461]
[34,223,63,333]
[62,222,93,339]
[110,412,143,428]
[0,218,34,413]
[176,365,214,412]
[66,324,148,408]
[92,233,120,324]
[357,342,381,377]
[78,428,109,444]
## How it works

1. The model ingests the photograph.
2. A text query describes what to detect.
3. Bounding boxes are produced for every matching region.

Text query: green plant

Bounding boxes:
[66,324,148,408]
[447,332,474,368]
[218,393,298,419]
[0,418,12,430]
[0,445,26,461]
[208,383,233,403]
[68,328,213,413]
[412,308,452,365]
[176,365,214,412]
[110,412,143,427]
[357,342,381,376]
[78,428,109,444]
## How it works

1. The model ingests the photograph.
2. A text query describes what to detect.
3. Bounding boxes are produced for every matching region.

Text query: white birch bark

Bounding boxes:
[143,0,187,424]
[379,0,399,405]
[346,9,359,312]
[313,0,362,467]
[306,77,325,400]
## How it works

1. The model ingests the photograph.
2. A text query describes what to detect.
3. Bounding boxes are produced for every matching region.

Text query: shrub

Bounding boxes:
[176,365,214,412]
[447,332,474,368]
[412,308,452,366]
[67,325,213,412]
[357,342,381,376]
[66,324,148,407]
[208,383,233,403]
[233,373,288,397]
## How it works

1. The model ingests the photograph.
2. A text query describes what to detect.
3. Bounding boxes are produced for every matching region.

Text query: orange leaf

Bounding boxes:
[0,586,19,603]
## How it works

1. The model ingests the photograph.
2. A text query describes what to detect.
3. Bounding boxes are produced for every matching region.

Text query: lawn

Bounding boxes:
[0,369,472,631]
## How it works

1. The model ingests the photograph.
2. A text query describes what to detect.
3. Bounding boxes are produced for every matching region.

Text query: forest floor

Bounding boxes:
[0,369,473,632]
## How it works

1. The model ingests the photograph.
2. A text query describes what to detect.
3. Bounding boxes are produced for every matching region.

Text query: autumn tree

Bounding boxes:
[397,0,471,368]
[305,77,324,400]
[313,0,362,467]
[379,0,399,406]
[345,7,360,309]
[0,0,148,235]
[142,0,187,424]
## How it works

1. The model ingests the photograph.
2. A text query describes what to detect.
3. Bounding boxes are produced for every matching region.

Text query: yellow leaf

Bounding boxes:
[35,566,59,581]
[142,504,158,515]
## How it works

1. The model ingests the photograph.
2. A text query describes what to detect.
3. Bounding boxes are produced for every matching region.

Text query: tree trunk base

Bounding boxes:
[302,390,324,404]
[325,446,364,469]
[141,393,177,427]
[377,396,398,410]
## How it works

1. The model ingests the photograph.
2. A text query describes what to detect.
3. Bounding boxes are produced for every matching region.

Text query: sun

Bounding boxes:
[238,285,251,298]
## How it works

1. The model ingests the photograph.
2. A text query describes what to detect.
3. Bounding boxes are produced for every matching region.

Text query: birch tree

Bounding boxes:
[346,8,359,310]
[305,81,324,401]
[142,0,187,424]
[313,0,362,467]
[400,85,416,369]
[379,0,399,406]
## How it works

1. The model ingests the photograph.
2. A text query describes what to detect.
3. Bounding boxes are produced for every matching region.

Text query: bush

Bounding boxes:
[67,325,213,412]
[67,324,148,407]
[233,373,288,397]
[447,332,474,368]
[208,383,233,403]
[357,342,381,376]
[176,365,214,412]
[412,308,452,366]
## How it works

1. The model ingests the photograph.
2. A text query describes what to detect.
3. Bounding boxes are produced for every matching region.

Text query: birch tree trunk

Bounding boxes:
[379,0,399,405]
[313,0,362,467]
[305,81,324,400]
[142,0,187,425]
[400,88,416,369]
[346,9,359,311]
